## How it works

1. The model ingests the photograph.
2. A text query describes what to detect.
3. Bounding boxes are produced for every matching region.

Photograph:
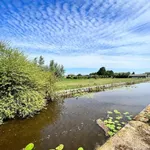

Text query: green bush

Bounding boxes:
[16,90,45,118]
[0,43,56,124]
[73,76,78,79]
[114,72,130,78]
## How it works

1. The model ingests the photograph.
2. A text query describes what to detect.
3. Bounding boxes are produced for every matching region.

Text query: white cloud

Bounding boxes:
[0,0,150,72]
[27,52,150,71]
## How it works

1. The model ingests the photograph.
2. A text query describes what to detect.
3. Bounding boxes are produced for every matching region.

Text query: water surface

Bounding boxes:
[0,83,150,150]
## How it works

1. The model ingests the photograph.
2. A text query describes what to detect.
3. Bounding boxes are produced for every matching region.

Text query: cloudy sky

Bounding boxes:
[0,0,150,74]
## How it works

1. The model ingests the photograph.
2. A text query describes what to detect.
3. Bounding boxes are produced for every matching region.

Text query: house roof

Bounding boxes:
[129,74,147,77]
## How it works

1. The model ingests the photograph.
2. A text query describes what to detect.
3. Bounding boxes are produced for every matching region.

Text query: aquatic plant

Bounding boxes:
[101,109,133,136]
[107,131,114,136]
[107,111,113,114]
[55,144,64,150]
[24,143,84,150]
[125,116,132,120]
[121,122,125,125]
[78,147,84,150]
[114,110,121,114]
[124,112,129,115]
[24,143,34,150]
[116,116,123,120]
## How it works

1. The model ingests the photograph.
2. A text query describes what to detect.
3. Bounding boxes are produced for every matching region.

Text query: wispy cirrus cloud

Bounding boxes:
[0,0,150,74]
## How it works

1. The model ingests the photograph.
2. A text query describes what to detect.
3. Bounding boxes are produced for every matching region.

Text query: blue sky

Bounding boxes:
[0,0,150,74]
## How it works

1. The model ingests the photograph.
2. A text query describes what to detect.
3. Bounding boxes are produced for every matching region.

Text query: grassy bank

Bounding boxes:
[56,78,150,91]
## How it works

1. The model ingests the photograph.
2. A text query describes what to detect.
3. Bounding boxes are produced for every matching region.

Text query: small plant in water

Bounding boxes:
[55,144,64,150]
[24,143,34,150]
[78,147,84,150]
[107,111,113,114]
[102,110,133,137]
[24,143,84,150]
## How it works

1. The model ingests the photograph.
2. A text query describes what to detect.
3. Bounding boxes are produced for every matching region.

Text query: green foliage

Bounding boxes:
[24,143,84,150]
[108,131,114,136]
[107,111,113,114]
[106,70,114,77]
[101,109,133,137]
[33,57,38,65]
[66,67,115,79]
[16,90,45,118]
[116,116,122,120]
[0,43,56,124]
[0,95,16,123]
[90,67,131,78]
[124,112,129,115]
[78,147,84,150]
[97,67,114,77]
[114,110,121,114]
[126,116,132,120]
[38,56,45,66]
[32,57,65,78]
[113,72,130,78]
[55,144,64,150]
[49,60,65,78]
[97,67,106,75]
[24,143,34,150]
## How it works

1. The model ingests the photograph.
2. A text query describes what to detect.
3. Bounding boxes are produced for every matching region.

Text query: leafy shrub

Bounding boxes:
[114,72,130,78]
[0,95,17,122]
[73,76,78,79]
[16,90,45,118]
[66,76,72,79]
[0,43,56,124]
[66,74,75,79]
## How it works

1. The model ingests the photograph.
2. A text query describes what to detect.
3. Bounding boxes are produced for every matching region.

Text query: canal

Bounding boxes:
[0,83,150,150]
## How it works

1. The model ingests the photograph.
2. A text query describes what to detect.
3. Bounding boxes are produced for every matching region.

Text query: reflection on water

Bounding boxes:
[0,83,150,150]
[0,100,65,150]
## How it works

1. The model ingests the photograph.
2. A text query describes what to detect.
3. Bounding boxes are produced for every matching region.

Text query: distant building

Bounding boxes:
[145,72,150,77]
[129,74,147,78]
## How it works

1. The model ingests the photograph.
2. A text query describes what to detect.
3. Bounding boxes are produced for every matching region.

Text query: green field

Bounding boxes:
[56,78,148,91]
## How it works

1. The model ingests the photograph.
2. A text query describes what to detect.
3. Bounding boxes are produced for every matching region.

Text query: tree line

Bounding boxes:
[66,67,131,79]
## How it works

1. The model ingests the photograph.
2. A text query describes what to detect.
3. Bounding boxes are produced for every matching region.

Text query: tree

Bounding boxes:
[33,57,38,65]
[60,65,65,76]
[114,72,130,78]
[49,60,55,72]
[77,74,82,76]
[97,67,106,75]
[38,56,44,66]
[49,60,65,78]
[132,72,135,75]
[106,70,114,77]
[89,72,97,75]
